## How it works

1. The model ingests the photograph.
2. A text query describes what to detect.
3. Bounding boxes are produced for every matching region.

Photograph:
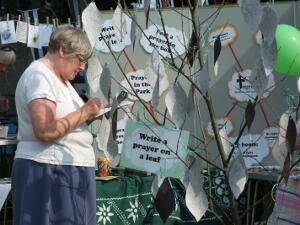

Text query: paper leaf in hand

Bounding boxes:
[151,175,164,198]
[239,0,262,32]
[185,158,208,221]
[260,39,277,75]
[286,116,297,154]
[112,5,127,42]
[249,58,268,98]
[100,63,111,101]
[165,82,187,129]
[245,100,256,131]
[86,56,102,93]
[281,153,291,184]
[228,154,248,199]
[144,0,151,27]
[154,178,175,223]
[214,36,221,65]
[259,5,278,45]
[82,2,104,48]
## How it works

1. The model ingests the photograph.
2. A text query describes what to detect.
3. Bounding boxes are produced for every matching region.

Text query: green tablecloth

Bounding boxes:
[95,175,223,225]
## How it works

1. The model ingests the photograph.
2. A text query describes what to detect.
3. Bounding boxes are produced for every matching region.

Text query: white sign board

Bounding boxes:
[228,69,275,102]
[95,16,132,53]
[140,24,187,58]
[120,120,189,178]
[229,134,269,168]
[121,70,153,101]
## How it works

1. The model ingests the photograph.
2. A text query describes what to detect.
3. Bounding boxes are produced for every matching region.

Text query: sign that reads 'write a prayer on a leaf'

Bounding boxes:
[120,120,189,178]
[140,24,187,58]
[94,17,131,53]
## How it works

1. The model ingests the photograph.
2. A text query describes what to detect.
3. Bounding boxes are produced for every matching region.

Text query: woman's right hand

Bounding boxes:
[81,97,103,121]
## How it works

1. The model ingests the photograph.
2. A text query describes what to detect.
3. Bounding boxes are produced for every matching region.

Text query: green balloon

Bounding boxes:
[274,24,300,76]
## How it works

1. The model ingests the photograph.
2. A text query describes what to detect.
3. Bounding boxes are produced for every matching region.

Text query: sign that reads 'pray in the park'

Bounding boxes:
[140,24,187,58]
[120,120,189,178]
[94,17,131,53]
[121,70,153,102]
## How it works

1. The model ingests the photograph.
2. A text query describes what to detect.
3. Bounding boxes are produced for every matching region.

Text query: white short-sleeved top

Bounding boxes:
[15,60,95,167]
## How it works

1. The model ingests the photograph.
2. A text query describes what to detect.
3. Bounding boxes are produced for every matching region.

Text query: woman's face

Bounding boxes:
[60,55,86,81]
[0,63,9,73]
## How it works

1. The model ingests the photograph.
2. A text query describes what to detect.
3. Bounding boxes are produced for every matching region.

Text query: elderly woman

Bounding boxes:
[12,27,104,225]
[0,47,16,112]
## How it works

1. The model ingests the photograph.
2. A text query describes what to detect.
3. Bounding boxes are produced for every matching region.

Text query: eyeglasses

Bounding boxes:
[0,46,16,54]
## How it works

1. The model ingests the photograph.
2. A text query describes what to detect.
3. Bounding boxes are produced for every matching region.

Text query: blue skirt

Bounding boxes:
[11,158,96,225]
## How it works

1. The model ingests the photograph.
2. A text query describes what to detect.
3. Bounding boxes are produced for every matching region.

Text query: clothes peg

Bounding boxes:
[6,13,9,21]
[17,14,21,22]
[46,16,49,25]
[68,18,71,25]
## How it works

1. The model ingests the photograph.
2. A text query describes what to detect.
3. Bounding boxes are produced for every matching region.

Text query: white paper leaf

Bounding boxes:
[152,74,160,110]
[86,56,102,93]
[165,82,187,129]
[181,153,196,189]
[228,154,248,199]
[199,60,210,93]
[82,2,104,48]
[185,158,208,221]
[249,58,268,98]
[100,63,112,101]
[151,175,164,198]
[259,6,278,45]
[260,39,277,75]
[278,110,296,145]
[112,5,127,42]
[130,13,137,44]
[271,139,288,170]
[186,86,195,117]
[106,131,120,167]
[219,128,231,159]
[239,0,262,32]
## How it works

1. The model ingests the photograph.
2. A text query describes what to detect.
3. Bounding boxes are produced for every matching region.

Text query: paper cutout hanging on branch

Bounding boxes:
[151,175,164,198]
[86,56,102,93]
[219,127,232,159]
[0,20,17,44]
[165,82,187,129]
[239,0,262,32]
[229,134,269,168]
[82,2,105,48]
[227,151,248,199]
[208,24,238,48]
[185,158,208,221]
[262,126,279,148]
[245,100,256,131]
[228,69,275,102]
[259,5,278,45]
[120,120,189,178]
[193,56,210,95]
[140,24,187,58]
[249,58,269,98]
[112,5,127,42]
[205,117,234,137]
[260,39,277,76]
[100,63,112,101]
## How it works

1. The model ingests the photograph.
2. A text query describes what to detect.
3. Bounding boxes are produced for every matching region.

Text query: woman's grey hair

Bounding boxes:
[0,47,16,66]
[48,27,92,62]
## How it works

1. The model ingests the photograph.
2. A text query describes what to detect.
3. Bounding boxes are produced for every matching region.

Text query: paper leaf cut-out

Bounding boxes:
[278,110,296,146]
[198,59,210,94]
[271,140,288,170]
[228,154,248,199]
[286,116,297,154]
[185,158,208,221]
[152,74,160,110]
[219,127,231,159]
[144,0,151,27]
[82,2,104,48]
[100,63,112,101]
[106,130,120,168]
[165,82,187,129]
[130,12,137,50]
[260,39,277,75]
[259,5,278,45]
[239,0,262,32]
[151,175,164,198]
[282,153,291,184]
[154,178,175,223]
[186,85,195,117]
[214,36,221,65]
[86,56,102,93]
[112,5,127,42]
[249,58,268,98]
[245,100,255,131]
[97,116,111,151]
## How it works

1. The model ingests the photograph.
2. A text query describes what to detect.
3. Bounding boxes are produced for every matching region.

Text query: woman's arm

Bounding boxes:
[28,97,102,142]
